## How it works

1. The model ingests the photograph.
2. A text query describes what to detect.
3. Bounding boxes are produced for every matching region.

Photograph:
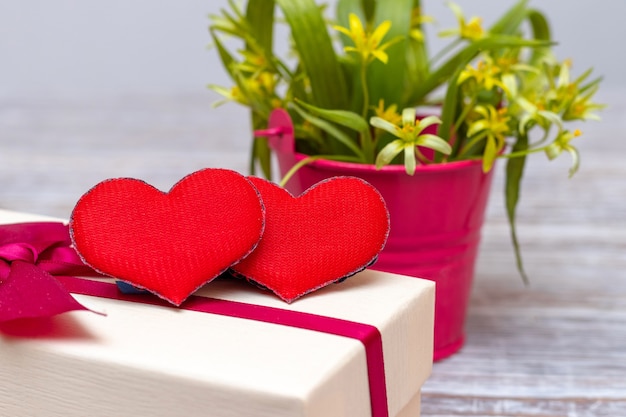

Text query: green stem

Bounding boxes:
[360,129,375,164]
[457,131,488,158]
[499,145,546,159]
[415,147,431,164]
[279,154,363,188]
[454,98,476,133]
[358,60,375,163]
[360,60,370,119]
[504,130,530,285]
[279,156,322,188]
[450,95,478,157]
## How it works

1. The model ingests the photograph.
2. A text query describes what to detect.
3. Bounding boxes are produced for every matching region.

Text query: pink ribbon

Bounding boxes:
[0,222,98,322]
[57,276,390,417]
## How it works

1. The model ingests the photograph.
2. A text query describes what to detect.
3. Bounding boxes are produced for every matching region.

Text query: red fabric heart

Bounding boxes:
[70,169,264,305]
[232,177,389,303]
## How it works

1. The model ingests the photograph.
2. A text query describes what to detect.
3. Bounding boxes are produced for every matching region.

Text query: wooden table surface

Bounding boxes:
[1,91,624,416]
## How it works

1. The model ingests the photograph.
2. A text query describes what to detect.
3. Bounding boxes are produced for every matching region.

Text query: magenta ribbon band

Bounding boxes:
[1,222,389,417]
[57,275,390,417]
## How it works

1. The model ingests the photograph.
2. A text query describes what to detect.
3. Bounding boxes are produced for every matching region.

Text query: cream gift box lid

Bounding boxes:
[0,209,434,417]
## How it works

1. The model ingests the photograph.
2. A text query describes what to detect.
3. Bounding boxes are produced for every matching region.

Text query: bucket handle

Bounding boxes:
[253,109,296,157]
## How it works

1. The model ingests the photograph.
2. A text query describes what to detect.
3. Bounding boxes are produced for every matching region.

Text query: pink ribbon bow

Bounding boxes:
[0,222,98,322]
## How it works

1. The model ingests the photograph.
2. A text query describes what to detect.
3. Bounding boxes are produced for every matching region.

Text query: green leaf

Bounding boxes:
[405,37,430,104]
[526,8,552,64]
[363,0,376,21]
[291,104,366,160]
[437,64,464,151]
[209,29,237,79]
[245,0,275,53]
[296,99,375,161]
[505,132,530,284]
[526,9,551,40]
[489,0,529,35]
[369,0,414,109]
[295,99,370,132]
[210,3,249,37]
[276,0,349,109]
[573,68,595,88]
[398,0,431,90]
[579,76,604,96]
[250,112,273,179]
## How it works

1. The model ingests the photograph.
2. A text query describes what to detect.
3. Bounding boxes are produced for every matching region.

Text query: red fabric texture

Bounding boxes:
[70,169,264,305]
[232,176,389,303]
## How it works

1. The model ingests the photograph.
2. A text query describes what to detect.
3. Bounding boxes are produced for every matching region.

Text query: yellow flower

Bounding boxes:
[440,3,485,41]
[458,59,505,92]
[564,95,604,121]
[409,7,434,42]
[334,13,399,64]
[209,85,250,106]
[373,99,402,126]
[230,49,275,81]
[462,17,484,40]
[231,85,248,103]
[257,72,276,94]
[371,108,451,175]
[528,60,605,122]
[210,70,279,113]
[240,49,267,68]
[546,129,583,177]
[466,105,511,171]
[468,106,510,140]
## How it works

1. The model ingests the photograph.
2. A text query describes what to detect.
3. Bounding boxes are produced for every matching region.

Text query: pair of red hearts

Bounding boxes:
[70,169,389,305]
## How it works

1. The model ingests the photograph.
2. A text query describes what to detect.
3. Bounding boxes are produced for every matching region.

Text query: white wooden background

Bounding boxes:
[0,89,624,416]
[1,1,625,415]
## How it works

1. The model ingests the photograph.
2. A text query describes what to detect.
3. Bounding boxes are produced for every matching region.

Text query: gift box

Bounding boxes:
[0,209,434,417]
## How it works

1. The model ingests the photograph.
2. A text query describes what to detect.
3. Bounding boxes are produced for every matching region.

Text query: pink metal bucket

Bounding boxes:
[261,109,495,360]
